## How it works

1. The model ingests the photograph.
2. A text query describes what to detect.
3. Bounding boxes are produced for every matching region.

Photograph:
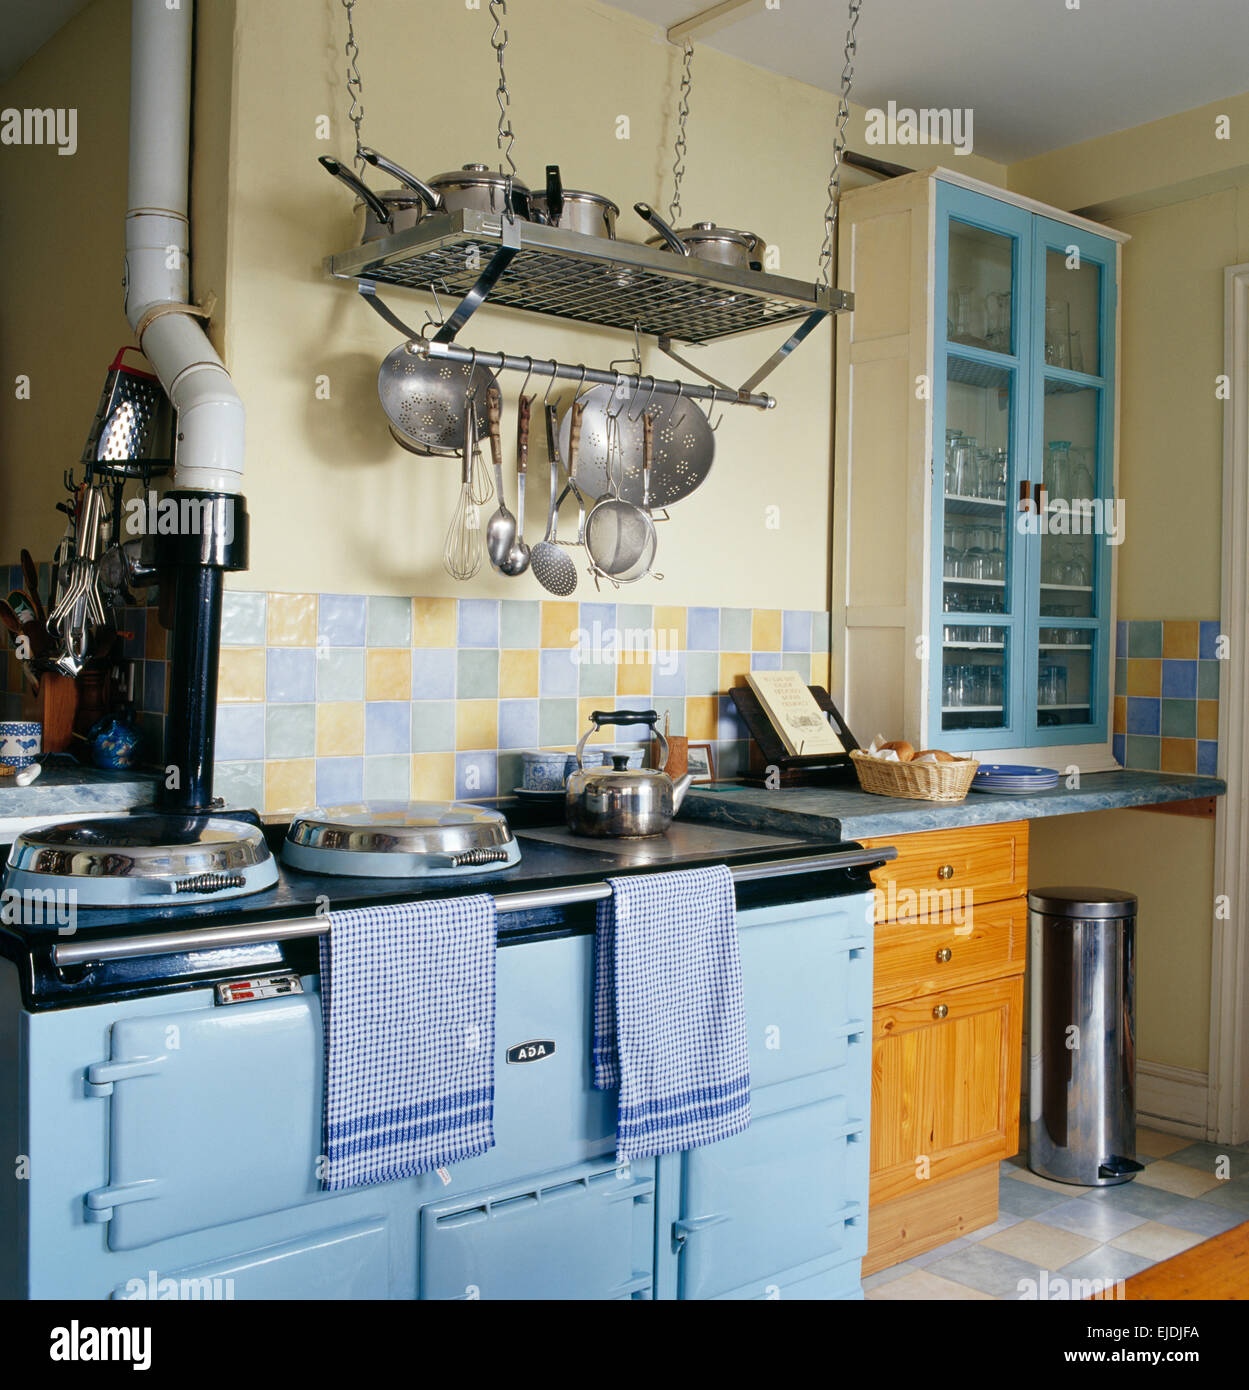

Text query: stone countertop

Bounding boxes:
[681,770,1226,841]
[0,764,159,835]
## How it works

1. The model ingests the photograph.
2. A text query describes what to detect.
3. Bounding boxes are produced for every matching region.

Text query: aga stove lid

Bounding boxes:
[3,814,279,907]
[282,801,521,878]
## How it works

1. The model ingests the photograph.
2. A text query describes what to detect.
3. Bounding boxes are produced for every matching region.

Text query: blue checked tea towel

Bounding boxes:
[319,896,496,1190]
[593,865,750,1161]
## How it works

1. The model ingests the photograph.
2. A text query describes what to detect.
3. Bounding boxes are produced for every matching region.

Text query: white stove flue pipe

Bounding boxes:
[124,0,243,494]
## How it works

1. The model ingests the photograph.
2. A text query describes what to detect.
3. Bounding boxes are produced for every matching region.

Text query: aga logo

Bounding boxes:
[506,1039,556,1065]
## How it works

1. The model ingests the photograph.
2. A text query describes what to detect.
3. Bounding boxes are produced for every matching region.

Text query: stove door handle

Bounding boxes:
[85,1053,167,1097]
[84,1177,162,1223]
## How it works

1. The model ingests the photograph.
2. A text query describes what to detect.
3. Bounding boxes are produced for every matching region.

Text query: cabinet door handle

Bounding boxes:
[932,1003,949,1020]
[1018,480,1031,510]
[935,947,953,963]
[937,864,954,880]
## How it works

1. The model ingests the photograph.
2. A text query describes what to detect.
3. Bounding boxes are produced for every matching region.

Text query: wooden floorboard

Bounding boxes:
[1123,1220,1249,1300]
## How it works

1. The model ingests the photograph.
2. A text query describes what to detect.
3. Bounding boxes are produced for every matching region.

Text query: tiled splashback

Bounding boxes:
[1113,620,1221,775]
[214,592,832,816]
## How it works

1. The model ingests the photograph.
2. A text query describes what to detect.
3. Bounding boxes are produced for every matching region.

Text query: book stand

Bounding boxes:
[729,685,861,787]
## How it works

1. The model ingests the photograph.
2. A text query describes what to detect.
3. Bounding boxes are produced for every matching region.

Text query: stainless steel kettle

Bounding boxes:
[565,709,693,838]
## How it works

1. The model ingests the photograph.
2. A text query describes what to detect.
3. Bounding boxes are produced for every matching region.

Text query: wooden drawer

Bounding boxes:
[860,820,1028,922]
[874,897,1026,1005]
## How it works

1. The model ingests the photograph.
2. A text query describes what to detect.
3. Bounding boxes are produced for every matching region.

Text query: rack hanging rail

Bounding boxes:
[50,846,894,966]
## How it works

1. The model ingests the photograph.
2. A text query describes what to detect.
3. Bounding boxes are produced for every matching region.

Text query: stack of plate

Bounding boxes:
[972,764,1060,795]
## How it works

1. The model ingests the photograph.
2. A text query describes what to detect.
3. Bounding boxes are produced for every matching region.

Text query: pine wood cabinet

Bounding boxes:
[860,821,1027,1274]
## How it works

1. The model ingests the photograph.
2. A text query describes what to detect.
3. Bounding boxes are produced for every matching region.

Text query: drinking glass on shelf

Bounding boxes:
[1045,300,1070,367]
[1068,329,1085,374]
[985,290,1011,352]
[951,435,977,495]
[1045,440,1071,500]
[988,448,1008,501]
[953,286,983,342]
[943,666,959,708]
[1068,446,1094,500]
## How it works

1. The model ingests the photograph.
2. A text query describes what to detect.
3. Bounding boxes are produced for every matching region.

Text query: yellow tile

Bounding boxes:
[217,647,265,702]
[1136,1128,1191,1158]
[456,700,498,750]
[867,1270,993,1301]
[653,605,687,651]
[1197,699,1219,740]
[752,609,782,652]
[579,696,606,737]
[541,601,580,649]
[1126,658,1161,697]
[412,597,455,647]
[266,592,317,646]
[1109,1222,1205,1262]
[316,702,364,757]
[365,648,412,701]
[411,753,454,801]
[499,648,539,698]
[617,654,654,697]
[1135,1159,1222,1197]
[145,613,168,660]
[264,759,315,816]
[981,1219,1098,1267]
[1159,737,1196,774]
[686,697,719,740]
[719,652,750,692]
[1162,621,1198,660]
[1113,694,1126,735]
[811,653,831,690]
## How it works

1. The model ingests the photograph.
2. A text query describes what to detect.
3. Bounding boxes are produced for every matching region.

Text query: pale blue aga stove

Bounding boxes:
[0,813,885,1300]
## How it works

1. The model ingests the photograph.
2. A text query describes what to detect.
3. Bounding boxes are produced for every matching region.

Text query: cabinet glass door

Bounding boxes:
[1025,218,1116,743]
[933,190,1033,747]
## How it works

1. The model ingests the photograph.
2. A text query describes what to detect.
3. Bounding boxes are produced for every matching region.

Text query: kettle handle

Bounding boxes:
[576,708,666,770]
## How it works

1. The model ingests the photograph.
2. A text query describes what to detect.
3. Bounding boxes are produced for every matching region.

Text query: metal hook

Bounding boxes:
[572,366,593,404]
[706,393,724,431]
[628,377,657,422]
[518,355,535,401]
[542,358,560,407]
[605,374,629,421]
[672,380,689,430]
[464,349,480,403]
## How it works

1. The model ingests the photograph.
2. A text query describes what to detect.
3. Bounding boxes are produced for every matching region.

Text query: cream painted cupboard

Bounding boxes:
[832,168,1128,769]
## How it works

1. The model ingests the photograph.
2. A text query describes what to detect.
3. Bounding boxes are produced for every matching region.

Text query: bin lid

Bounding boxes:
[1028,886,1137,918]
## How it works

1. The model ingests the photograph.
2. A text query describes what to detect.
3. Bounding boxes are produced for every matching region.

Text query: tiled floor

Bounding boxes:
[865,1129,1249,1300]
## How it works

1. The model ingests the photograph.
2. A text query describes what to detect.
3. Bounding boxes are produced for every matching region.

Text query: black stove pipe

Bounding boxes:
[155,492,249,813]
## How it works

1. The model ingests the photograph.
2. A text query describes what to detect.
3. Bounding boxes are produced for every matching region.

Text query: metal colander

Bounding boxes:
[81,347,172,471]
[378,347,496,456]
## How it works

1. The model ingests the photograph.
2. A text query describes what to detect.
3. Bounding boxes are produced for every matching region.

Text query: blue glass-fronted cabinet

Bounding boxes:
[832,170,1126,769]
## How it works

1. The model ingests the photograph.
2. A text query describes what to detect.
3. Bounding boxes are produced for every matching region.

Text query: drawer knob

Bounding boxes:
[932,1003,949,1020]
[937,864,954,880]
[935,947,953,964]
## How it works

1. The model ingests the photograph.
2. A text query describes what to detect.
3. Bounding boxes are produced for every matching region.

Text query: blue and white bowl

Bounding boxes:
[522,750,568,792]
[0,721,41,771]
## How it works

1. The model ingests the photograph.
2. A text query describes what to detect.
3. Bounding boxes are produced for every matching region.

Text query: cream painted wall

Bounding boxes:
[221,0,1005,604]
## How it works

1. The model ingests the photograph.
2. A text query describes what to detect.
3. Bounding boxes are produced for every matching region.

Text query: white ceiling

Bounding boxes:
[609,0,1249,162]
[0,0,90,85]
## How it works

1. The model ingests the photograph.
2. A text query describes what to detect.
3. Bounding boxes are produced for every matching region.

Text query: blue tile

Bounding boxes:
[652,651,686,698]
[498,699,539,750]
[365,701,410,755]
[1112,732,1126,766]
[540,648,579,697]
[458,598,500,648]
[750,652,782,671]
[1115,619,1128,659]
[1161,659,1197,698]
[612,697,654,743]
[412,648,456,700]
[456,751,498,799]
[925,1245,1042,1299]
[579,603,617,643]
[717,694,748,742]
[1162,1200,1248,1237]
[267,647,315,703]
[1056,1247,1151,1284]
[1035,1196,1146,1240]
[1197,739,1219,775]
[221,591,267,646]
[1125,696,1159,735]
[686,606,719,651]
[318,594,366,647]
[997,1176,1068,1217]
[142,660,166,712]
[215,704,265,760]
[782,610,812,652]
[317,756,363,806]
[1199,620,1221,660]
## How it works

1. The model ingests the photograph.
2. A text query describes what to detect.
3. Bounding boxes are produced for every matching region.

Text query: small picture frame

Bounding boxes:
[686,740,715,784]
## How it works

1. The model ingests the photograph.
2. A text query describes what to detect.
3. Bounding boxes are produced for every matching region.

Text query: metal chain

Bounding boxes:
[341,0,365,171]
[489,0,517,220]
[819,0,862,286]
[669,41,694,226]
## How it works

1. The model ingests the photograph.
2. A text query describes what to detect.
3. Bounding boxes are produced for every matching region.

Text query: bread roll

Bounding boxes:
[881,740,915,762]
[913,748,956,762]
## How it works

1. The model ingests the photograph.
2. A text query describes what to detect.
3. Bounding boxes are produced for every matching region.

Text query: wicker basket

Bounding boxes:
[850,749,980,802]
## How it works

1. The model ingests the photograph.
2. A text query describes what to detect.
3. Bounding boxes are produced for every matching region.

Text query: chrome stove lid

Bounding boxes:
[282,801,521,878]
[3,814,278,907]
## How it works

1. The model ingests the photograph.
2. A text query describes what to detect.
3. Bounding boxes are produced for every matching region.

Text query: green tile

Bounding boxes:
[363,753,410,800]
[1198,660,1221,700]
[1127,621,1162,658]
[1124,734,1160,770]
[686,651,720,698]
[458,648,499,699]
[617,604,653,636]
[1161,698,1196,738]
[497,750,524,795]
[316,647,364,702]
[659,699,686,737]
[1114,658,1128,695]
[781,652,811,682]
[410,700,455,753]
[265,703,315,760]
[578,658,616,697]
[366,596,411,647]
[538,698,577,748]
[811,611,832,654]
[500,599,540,649]
[221,591,267,646]
[214,759,264,811]
[720,607,752,650]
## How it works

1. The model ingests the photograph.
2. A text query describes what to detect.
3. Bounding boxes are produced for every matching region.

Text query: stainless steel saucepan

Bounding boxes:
[634,202,765,271]
[362,149,532,222]
[530,165,619,239]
